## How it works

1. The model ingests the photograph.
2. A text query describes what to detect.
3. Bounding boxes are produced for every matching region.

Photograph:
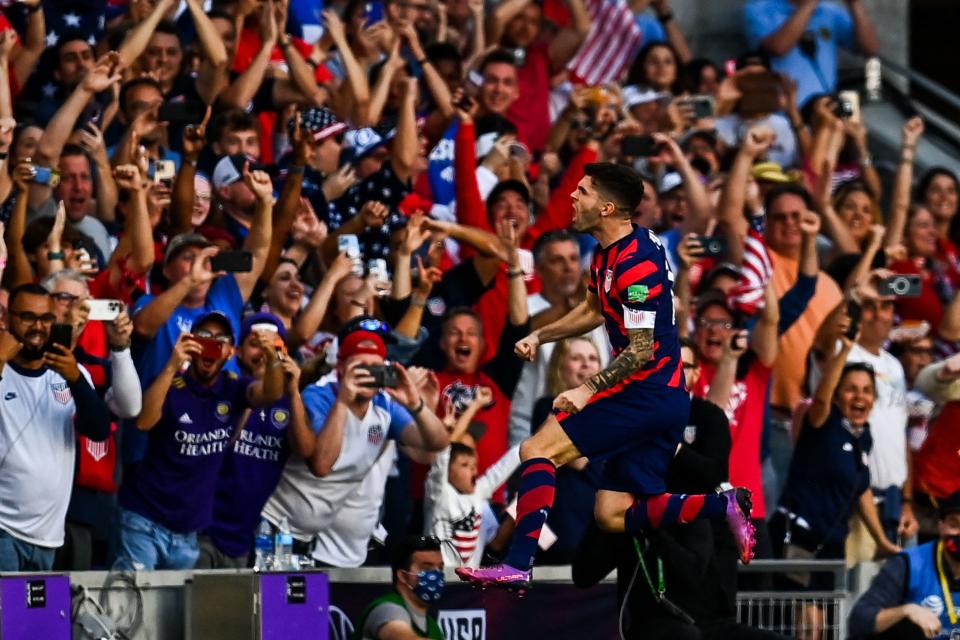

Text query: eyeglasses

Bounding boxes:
[10,311,57,325]
[698,318,734,330]
[52,292,79,304]
[194,329,232,343]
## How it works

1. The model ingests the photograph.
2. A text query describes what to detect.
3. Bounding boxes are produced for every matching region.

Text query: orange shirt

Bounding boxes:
[769,251,842,410]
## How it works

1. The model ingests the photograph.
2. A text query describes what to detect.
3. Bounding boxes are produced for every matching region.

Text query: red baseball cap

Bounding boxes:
[338,330,387,361]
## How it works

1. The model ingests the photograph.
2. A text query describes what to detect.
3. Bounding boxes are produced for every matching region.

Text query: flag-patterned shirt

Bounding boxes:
[589,225,684,390]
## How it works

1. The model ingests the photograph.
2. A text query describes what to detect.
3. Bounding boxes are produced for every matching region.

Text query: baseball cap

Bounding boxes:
[622,84,671,110]
[164,232,211,264]
[695,287,733,318]
[296,107,348,144]
[191,311,235,341]
[938,491,960,518]
[487,179,531,208]
[344,127,395,160]
[658,171,684,195]
[700,263,741,292]
[240,312,288,344]
[338,330,387,361]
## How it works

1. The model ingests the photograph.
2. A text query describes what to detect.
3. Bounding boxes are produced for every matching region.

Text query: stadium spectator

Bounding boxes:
[0,283,110,570]
[114,312,283,570]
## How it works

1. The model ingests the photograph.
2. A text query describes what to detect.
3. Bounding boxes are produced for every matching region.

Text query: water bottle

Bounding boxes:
[865,57,882,102]
[254,519,274,572]
[275,516,294,570]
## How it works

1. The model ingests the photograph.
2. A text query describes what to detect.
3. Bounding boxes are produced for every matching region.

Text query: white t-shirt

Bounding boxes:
[310,441,397,568]
[507,293,610,445]
[0,363,90,547]
[809,342,909,489]
[262,382,411,540]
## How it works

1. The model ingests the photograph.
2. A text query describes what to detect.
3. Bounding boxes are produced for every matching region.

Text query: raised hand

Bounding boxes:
[0,29,17,60]
[82,51,123,94]
[107,306,134,350]
[322,9,347,43]
[359,201,389,228]
[183,106,212,158]
[77,123,106,157]
[799,209,821,237]
[514,333,540,361]
[113,164,145,192]
[243,163,274,204]
[400,213,429,255]
[741,124,776,158]
[170,332,203,369]
[43,344,81,383]
[189,246,221,286]
[322,164,357,201]
[902,116,924,150]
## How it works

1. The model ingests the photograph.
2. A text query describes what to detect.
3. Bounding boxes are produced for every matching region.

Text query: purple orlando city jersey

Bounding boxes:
[589,225,684,390]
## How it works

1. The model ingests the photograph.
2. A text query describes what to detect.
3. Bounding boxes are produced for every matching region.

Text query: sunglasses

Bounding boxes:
[194,329,232,343]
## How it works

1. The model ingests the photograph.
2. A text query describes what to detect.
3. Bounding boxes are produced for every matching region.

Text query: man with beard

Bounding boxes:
[115,312,284,570]
[0,284,110,571]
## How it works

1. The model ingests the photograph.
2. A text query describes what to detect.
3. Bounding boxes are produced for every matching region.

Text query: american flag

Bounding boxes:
[567,0,644,86]
[730,228,773,316]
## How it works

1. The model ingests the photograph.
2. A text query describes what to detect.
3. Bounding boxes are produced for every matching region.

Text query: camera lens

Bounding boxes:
[892,277,908,295]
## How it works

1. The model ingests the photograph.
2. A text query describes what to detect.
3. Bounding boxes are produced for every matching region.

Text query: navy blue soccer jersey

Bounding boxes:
[589,225,684,390]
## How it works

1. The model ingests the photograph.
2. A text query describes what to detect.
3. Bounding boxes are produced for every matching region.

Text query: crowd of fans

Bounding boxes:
[0,0,957,633]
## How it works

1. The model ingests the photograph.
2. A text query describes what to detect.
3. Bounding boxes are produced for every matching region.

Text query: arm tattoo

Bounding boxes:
[583,328,655,393]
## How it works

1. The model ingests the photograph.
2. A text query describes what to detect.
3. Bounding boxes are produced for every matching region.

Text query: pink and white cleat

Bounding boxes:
[455,564,531,592]
[721,487,757,564]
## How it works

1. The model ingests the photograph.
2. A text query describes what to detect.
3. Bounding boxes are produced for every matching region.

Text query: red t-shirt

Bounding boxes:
[506,41,552,154]
[914,401,960,498]
[693,359,772,518]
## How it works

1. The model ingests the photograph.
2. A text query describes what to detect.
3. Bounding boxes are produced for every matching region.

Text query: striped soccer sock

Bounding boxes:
[504,457,557,571]
[623,492,727,532]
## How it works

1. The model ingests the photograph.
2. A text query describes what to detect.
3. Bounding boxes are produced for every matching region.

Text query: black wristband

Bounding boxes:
[410,397,425,415]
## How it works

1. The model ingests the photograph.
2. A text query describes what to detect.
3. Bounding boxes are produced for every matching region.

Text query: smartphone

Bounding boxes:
[157,100,206,126]
[87,299,122,322]
[880,275,922,298]
[845,299,862,340]
[730,332,747,351]
[360,364,399,388]
[455,70,483,111]
[367,258,388,282]
[681,95,715,119]
[621,135,660,157]
[837,90,861,121]
[153,160,176,187]
[338,234,363,276]
[192,336,224,360]
[49,324,73,350]
[363,1,384,25]
[31,165,59,186]
[210,250,253,273]
[508,141,530,161]
[697,235,727,259]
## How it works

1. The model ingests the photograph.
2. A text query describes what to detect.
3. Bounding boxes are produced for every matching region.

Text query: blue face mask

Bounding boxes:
[409,569,445,603]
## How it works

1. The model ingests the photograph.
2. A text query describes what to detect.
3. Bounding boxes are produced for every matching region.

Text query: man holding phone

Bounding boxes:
[263,328,449,567]
[115,312,284,570]
[743,0,880,106]
[0,284,111,571]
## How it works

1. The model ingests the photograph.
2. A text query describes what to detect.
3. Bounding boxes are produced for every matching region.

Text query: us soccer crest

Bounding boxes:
[215,401,231,422]
[270,408,289,430]
[368,424,384,445]
[604,269,613,293]
[683,425,697,444]
[50,381,72,404]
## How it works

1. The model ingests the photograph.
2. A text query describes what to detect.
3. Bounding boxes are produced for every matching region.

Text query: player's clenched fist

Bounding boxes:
[553,385,592,414]
[514,333,540,361]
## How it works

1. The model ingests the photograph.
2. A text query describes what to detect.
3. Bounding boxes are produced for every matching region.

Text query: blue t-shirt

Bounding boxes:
[634,12,667,46]
[780,405,872,544]
[427,121,459,210]
[743,0,854,106]
[132,274,244,388]
[119,370,254,533]
[205,397,292,557]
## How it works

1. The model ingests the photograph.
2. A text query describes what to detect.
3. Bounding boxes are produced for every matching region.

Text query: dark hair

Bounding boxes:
[678,57,721,94]
[916,166,959,205]
[425,42,462,66]
[209,109,261,144]
[390,535,441,586]
[207,8,234,23]
[449,442,476,463]
[735,49,770,71]
[479,49,518,74]
[584,162,645,214]
[475,114,517,138]
[154,19,182,42]
[54,29,94,61]
[626,42,681,91]
[678,336,699,367]
[119,76,163,116]
[764,183,815,215]
[532,229,578,265]
[839,362,877,391]
[8,283,51,311]
[23,217,81,254]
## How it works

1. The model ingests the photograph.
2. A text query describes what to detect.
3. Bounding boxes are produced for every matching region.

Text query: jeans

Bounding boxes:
[0,528,56,571]
[112,509,199,570]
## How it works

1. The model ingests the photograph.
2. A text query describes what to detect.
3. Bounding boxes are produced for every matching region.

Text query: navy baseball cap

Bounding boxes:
[240,312,288,344]
[191,311,234,341]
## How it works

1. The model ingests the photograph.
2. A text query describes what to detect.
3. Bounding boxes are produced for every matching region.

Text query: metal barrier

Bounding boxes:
[736,560,850,640]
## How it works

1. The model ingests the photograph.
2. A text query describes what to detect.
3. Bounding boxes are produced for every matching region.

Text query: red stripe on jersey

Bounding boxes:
[668,359,683,388]
[615,260,657,293]
[645,283,663,301]
[583,354,671,403]
[617,239,638,263]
